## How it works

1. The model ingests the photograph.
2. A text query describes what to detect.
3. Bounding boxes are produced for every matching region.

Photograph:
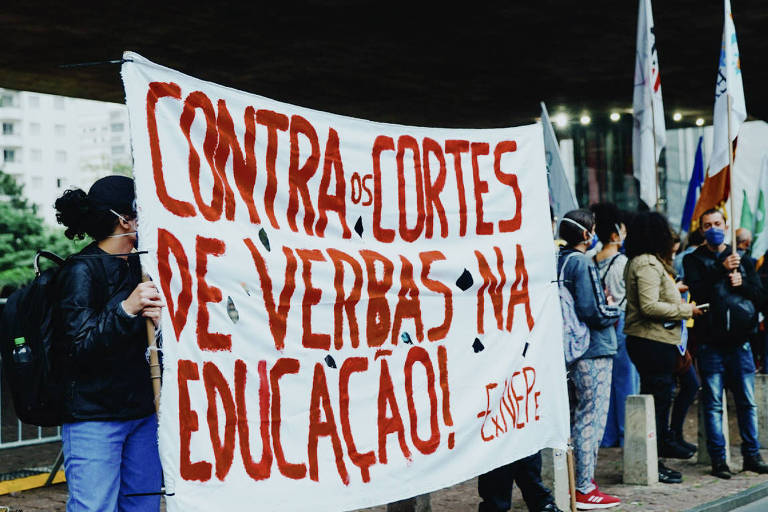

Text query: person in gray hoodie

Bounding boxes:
[557,209,621,510]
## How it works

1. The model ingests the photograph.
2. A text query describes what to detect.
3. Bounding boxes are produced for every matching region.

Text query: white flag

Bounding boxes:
[709,0,747,177]
[632,0,666,208]
[540,102,578,221]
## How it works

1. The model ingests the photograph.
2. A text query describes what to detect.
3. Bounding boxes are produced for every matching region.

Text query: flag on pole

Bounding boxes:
[712,0,747,178]
[540,102,578,221]
[632,0,666,209]
[691,0,746,229]
[680,136,704,232]
[739,190,754,231]
[751,156,768,259]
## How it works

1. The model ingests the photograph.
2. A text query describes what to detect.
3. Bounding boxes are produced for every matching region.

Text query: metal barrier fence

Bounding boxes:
[0,297,62,449]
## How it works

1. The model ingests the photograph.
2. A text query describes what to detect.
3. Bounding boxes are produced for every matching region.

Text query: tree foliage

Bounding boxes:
[0,170,86,295]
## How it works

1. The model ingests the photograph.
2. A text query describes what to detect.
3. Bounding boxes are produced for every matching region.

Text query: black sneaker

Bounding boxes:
[672,431,697,453]
[743,454,768,474]
[658,462,682,484]
[711,460,732,479]
[659,440,695,459]
[538,504,563,512]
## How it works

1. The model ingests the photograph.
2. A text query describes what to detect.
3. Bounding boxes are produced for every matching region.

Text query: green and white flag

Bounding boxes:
[740,190,754,232]
[752,156,768,258]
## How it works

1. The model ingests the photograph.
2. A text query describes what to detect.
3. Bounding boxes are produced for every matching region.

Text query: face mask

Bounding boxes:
[704,226,726,247]
[108,209,138,248]
[611,223,625,249]
[562,217,597,248]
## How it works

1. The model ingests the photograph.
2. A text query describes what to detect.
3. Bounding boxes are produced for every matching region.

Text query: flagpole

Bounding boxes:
[650,89,662,212]
[727,93,736,254]
[647,1,662,213]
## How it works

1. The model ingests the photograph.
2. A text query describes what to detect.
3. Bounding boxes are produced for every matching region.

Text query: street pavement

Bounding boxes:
[732,495,768,511]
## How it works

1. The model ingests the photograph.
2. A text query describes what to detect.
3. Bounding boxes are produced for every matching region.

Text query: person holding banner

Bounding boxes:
[53,175,163,512]
[557,210,621,509]
[623,212,702,483]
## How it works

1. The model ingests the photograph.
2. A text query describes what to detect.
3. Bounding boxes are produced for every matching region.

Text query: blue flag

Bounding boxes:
[681,136,704,232]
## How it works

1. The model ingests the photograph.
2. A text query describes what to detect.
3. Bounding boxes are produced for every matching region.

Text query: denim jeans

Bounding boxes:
[698,343,760,461]
[601,313,640,448]
[477,452,555,511]
[62,414,162,512]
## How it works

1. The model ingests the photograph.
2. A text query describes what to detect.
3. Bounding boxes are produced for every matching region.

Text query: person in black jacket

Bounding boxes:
[757,250,768,374]
[54,175,164,512]
[683,208,768,479]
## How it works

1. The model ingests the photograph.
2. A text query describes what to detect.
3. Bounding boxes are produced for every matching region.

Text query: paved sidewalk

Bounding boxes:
[356,448,768,512]
[2,400,767,511]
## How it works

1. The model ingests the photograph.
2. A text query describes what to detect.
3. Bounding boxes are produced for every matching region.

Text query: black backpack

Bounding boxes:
[710,270,758,341]
[0,251,66,426]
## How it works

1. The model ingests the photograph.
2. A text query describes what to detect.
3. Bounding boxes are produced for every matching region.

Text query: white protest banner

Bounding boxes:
[121,51,569,512]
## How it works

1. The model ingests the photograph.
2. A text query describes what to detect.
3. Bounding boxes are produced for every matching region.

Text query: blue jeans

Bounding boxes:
[698,343,760,462]
[62,414,162,512]
[601,313,640,447]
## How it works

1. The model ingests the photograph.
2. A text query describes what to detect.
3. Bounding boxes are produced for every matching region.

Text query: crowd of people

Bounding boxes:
[48,176,768,512]
[480,204,768,511]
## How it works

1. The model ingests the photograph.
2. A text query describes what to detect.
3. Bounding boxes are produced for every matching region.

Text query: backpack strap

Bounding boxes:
[63,251,147,307]
[599,254,621,290]
[70,250,148,259]
[34,251,65,276]
[559,252,580,283]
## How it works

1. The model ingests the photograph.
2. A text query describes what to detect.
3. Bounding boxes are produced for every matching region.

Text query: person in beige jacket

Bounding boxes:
[623,212,702,483]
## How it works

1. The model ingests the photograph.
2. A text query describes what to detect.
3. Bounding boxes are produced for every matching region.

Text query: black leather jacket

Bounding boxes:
[683,244,764,344]
[54,243,154,422]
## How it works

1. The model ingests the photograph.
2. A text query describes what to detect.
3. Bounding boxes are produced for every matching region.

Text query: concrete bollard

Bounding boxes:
[697,389,731,466]
[386,494,431,512]
[623,395,658,485]
[755,375,768,449]
[541,448,570,511]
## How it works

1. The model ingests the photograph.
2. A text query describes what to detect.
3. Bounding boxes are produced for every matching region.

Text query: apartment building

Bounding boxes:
[0,88,130,225]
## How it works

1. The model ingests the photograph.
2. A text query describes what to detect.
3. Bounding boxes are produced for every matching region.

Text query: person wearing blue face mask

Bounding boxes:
[557,209,622,509]
[683,208,768,479]
[590,203,639,451]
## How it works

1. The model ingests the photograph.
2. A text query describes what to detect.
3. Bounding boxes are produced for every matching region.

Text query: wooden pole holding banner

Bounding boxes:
[567,446,577,512]
[142,272,162,412]
[727,94,736,255]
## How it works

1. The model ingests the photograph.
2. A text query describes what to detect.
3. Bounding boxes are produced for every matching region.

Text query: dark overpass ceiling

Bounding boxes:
[1,1,766,127]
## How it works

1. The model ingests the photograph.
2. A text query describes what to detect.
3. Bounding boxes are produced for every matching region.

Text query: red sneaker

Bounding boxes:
[575,487,621,509]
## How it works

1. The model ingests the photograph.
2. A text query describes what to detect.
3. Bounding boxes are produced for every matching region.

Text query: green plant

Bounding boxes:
[0,170,86,295]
